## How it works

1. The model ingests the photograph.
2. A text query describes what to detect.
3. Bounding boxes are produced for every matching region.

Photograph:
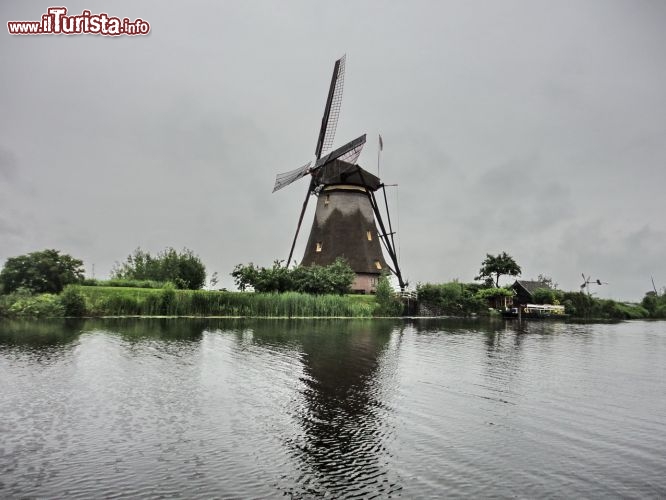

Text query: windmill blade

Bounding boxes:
[272,161,312,193]
[314,134,366,170]
[286,179,314,267]
[338,143,364,165]
[315,55,346,159]
[273,134,365,193]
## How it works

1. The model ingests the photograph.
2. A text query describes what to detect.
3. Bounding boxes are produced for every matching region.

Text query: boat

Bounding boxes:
[502,303,567,319]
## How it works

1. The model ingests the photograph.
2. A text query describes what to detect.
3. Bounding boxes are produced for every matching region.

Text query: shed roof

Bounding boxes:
[512,280,552,294]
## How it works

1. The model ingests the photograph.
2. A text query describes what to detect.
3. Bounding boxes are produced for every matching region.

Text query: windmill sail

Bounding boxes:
[314,134,366,170]
[272,161,312,193]
[274,135,366,193]
[338,143,364,165]
[315,55,346,159]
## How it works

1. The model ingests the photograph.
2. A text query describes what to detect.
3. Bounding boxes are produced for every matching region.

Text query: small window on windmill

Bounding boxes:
[374,260,382,270]
[366,230,372,241]
[324,195,330,206]
[316,242,323,252]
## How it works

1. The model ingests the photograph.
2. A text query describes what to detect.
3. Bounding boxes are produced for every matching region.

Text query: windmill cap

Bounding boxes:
[313,160,381,191]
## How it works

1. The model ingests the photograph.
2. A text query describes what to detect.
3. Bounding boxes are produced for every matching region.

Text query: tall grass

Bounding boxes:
[78,286,376,318]
[82,278,166,289]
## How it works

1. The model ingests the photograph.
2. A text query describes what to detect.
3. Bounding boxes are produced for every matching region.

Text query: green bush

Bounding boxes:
[232,258,355,295]
[655,304,666,318]
[641,291,666,318]
[417,282,486,316]
[532,287,562,305]
[60,285,87,316]
[0,288,29,317]
[112,247,206,289]
[292,259,357,295]
[562,292,596,317]
[561,291,650,319]
[375,275,402,316]
[474,287,513,300]
[8,293,65,317]
[613,302,649,319]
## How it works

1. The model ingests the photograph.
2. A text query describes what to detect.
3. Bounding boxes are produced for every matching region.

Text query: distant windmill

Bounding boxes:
[272,55,405,293]
[580,273,608,296]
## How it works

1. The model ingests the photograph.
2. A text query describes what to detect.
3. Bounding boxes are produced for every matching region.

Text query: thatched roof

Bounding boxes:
[313,160,381,191]
[301,191,387,274]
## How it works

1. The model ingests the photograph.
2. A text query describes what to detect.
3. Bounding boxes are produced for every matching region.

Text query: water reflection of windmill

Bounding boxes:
[287,321,401,497]
[272,55,405,293]
[580,273,608,296]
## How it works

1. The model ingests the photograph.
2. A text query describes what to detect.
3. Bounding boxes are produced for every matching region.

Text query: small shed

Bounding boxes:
[487,293,511,310]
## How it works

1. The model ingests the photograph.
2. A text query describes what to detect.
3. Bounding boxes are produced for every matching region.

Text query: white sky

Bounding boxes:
[1,0,665,300]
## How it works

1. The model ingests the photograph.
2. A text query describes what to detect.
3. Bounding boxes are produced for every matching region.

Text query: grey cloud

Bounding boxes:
[0,148,18,182]
[0,216,24,238]
[1,0,665,298]
[461,157,574,237]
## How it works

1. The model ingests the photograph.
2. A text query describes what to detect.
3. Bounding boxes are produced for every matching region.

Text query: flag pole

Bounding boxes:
[377,133,383,177]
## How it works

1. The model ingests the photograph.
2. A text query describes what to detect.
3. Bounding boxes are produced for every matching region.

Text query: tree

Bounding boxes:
[0,249,85,294]
[231,258,355,295]
[112,247,206,289]
[475,251,521,288]
[536,273,559,289]
[231,262,261,292]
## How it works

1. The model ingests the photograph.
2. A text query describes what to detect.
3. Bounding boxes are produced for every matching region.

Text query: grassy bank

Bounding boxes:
[1,283,658,321]
[75,286,377,318]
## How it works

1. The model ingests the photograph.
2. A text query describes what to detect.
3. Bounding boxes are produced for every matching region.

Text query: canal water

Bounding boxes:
[1,318,665,498]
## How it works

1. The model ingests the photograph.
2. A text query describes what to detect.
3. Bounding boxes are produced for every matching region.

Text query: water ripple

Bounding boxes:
[1,318,665,498]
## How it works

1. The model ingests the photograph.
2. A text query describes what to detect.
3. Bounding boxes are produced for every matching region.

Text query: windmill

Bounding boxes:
[272,55,405,293]
[580,273,608,296]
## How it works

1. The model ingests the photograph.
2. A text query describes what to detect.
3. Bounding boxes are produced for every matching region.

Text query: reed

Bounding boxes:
[82,278,166,289]
[78,286,377,318]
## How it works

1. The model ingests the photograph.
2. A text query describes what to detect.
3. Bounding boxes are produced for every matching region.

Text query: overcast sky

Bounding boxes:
[1,0,665,300]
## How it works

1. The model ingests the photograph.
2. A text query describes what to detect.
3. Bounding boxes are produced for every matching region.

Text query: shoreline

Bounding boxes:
[1,314,652,323]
